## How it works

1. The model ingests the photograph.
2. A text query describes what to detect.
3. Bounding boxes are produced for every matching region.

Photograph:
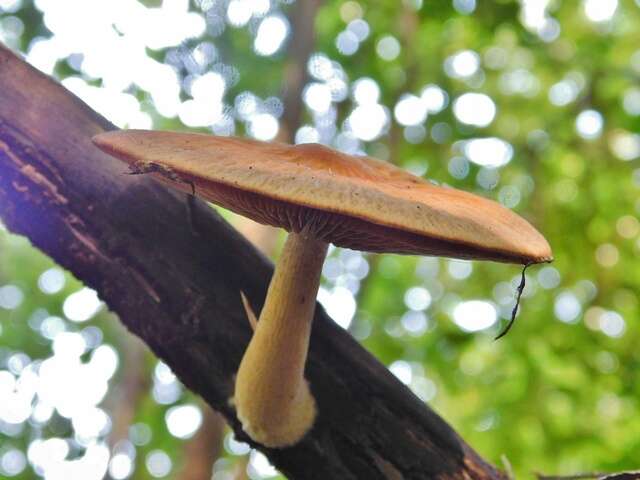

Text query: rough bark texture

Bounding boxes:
[0,43,506,480]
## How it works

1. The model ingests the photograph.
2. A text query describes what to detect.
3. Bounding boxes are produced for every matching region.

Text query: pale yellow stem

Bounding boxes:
[234,230,328,448]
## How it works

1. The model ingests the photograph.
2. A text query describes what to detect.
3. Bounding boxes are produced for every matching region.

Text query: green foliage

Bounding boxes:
[2,0,640,478]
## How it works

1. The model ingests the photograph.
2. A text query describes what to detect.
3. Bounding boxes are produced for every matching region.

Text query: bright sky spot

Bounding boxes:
[401,311,428,335]
[453,93,496,127]
[445,50,480,79]
[72,406,110,443]
[254,15,289,56]
[336,30,359,55]
[32,400,54,424]
[609,131,640,161]
[453,300,497,332]
[179,72,225,127]
[477,167,500,190]
[622,88,640,115]
[335,132,360,154]
[0,0,22,12]
[347,18,370,41]
[90,344,119,380]
[404,286,432,311]
[599,310,625,337]
[143,8,206,50]
[584,0,618,22]
[63,77,152,128]
[339,0,363,22]
[165,404,203,439]
[389,360,412,385]
[0,284,23,310]
[463,137,513,168]
[28,439,109,480]
[347,104,388,141]
[39,316,66,340]
[500,69,540,96]
[318,286,356,329]
[250,451,278,478]
[519,0,551,30]
[109,453,134,480]
[248,0,271,16]
[328,75,349,102]
[616,215,640,238]
[499,185,521,208]
[404,125,426,144]
[248,113,279,141]
[27,438,69,472]
[575,109,603,139]
[38,268,66,295]
[154,362,176,385]
[8,352,30,374]
[554,292,581,323]
[549,80,580,106]
[0,366,34,425]
[226,0,252,27]
[538,17,561,42]
[235,91,259,120]
[353,77,380,104]
[225,434,251,456]
[0,448,27,476]
[448,260,473,280]
[394,94,428,126]
[453,0,476,14]
[308,53,334,81]
[295,125,321,144]
[152,362,182,405]
[411,375,437,402]
[448,156,470,179]
[518,0,563,41]
[304,82,333,113]
[38,352,110,418]
[376,35,401,61]
[595,243,619,267]
[63,287,102,323]
[179,99,223,127]
[191,72,225,102]
[420,84,448,113]
[146,450,172,478]
[52,331,86,359]
[130,423,152,446]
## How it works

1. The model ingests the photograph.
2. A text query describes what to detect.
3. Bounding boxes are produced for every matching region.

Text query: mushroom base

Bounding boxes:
[234,230,328,448]
[236,379,316,448]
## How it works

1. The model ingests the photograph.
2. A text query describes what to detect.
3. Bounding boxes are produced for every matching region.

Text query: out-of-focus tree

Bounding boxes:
[1,0,639,478]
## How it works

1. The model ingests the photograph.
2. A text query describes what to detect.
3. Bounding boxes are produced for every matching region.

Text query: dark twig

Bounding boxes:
[535,473,607,480]
[535,471,640,480]
[494,262,532,340]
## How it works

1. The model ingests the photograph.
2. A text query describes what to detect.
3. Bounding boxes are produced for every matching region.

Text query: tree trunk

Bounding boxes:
[0,43,505,480]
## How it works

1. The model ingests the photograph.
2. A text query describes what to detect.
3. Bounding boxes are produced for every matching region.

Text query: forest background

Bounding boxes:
[1,0,639,478]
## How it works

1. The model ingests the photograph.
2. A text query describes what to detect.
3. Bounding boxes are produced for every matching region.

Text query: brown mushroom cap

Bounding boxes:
[93,130,552,264]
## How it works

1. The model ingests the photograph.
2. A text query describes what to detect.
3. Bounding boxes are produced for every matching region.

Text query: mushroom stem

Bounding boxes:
[234,229,328,448]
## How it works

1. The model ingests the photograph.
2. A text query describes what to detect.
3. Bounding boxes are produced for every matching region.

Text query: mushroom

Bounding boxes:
[92,130,552,448]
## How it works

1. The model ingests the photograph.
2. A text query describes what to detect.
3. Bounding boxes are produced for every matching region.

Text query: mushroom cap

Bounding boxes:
[93,130,552,264]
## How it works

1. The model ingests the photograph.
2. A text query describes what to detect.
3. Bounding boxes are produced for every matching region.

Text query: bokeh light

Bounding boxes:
[2,0,640,476]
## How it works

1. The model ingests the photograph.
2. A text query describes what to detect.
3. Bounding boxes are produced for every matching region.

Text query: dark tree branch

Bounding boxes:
[0,43,505,479]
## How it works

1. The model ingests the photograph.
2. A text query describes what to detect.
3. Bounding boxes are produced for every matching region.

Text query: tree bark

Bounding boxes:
[0,43,505,480]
